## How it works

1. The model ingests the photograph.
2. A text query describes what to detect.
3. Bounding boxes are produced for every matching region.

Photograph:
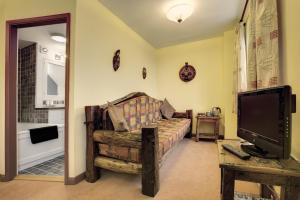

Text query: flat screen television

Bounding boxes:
[238,86,296,159]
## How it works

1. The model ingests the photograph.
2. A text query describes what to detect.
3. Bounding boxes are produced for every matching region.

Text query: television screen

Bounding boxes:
[239,93,280,143]
[238,86,293,159]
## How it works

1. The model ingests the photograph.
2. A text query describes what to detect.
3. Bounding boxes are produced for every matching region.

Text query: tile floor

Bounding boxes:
[19,155,64,176]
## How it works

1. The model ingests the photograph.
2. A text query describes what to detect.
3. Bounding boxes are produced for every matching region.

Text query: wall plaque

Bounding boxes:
[179,62,196,82]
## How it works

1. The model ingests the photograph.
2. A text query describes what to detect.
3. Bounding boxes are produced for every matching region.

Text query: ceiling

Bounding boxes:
[99,0,245,48]
[18,24,66,49]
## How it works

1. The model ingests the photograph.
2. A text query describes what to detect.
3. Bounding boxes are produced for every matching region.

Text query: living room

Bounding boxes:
[0,0,300,199]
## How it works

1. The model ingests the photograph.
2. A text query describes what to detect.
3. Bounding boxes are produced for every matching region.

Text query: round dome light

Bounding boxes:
[166,3,194,23]
[51,33,66,43]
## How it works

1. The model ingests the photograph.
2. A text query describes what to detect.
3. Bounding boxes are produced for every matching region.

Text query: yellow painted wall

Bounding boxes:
[0,0,76,176]
[223,30,238,139]
[0,0,5,174]
[219,1,300,160]
[279,0,300,160]
[156,37,225,133]
[156,32,237,138]
[0,0,158,177]
[72,0,158,175]
[0,0,237,175]
[1,0,297,179]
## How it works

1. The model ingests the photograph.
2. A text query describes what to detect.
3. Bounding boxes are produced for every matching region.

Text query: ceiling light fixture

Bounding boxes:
[51,33,66,43]
[166,3,194,23]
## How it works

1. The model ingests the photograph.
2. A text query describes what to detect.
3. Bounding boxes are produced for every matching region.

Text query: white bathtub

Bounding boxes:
[17,123,64,171]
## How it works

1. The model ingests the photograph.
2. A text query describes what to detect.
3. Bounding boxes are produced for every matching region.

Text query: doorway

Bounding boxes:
[5,14,70,183]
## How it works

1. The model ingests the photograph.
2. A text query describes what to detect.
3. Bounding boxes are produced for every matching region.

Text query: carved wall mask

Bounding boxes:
[112,49,120,71]
[179,62,196,82]
[142,67,147,79]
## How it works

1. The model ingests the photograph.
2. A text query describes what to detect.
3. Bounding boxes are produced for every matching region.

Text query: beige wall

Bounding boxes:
[156,37,225,133]
[280,0,300,160]
[222,30,238,139]
[219,0,300,160]
[156,32,237,138]
[1,0,298,178]
[0,0,158,177]
[72,0,158,175]
[0,0,5,174]
[0,1,237,175]
[0,0,76,176]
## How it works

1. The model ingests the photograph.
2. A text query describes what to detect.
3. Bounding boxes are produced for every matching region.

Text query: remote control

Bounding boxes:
[222,144,251,160]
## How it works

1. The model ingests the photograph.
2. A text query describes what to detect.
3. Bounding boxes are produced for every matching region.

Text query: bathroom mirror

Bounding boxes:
[35,58,65,108]
[46,62,65,96]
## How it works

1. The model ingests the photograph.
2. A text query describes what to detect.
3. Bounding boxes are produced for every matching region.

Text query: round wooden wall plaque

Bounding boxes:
[179,62,196,82]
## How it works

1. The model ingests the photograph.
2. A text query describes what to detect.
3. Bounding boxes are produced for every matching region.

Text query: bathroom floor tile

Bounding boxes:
[19,155,64,176]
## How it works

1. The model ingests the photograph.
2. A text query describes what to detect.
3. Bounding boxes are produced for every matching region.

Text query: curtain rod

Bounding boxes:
[240,0,249,22]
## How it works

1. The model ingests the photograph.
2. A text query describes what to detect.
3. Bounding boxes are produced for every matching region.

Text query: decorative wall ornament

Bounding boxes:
[55,54,62,60]
[112,49,120,71]
[179,62,196,82]
[142,67,147,79]
[39,45,48,54]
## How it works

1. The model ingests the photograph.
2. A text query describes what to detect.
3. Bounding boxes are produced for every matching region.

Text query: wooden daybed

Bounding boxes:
[84,92,193,197]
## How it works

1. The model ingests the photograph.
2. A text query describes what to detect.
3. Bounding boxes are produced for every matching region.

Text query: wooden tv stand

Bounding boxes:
[217,140,300,200]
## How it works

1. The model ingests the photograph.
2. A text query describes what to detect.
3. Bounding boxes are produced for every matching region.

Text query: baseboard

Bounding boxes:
[0,174,12,182]
[218,135,225,140]
[66,172,85,185]
[0,174,5,182]
[15,175,64,182]
[1,172,85,185]
[190,133,224,140]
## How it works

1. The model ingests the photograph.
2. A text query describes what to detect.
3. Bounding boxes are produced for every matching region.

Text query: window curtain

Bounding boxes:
[255,0,280,88]
[246,0,258,90]
[233,24,247,113]
[233,0,280,112]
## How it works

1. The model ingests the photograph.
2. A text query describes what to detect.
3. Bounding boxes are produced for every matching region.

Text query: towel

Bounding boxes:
[29,126,59,144]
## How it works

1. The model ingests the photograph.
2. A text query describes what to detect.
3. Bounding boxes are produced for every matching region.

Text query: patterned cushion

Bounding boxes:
[114,96,162,131]
[98,118,191,163]
[160,99,176,119]
[107,102,129,132]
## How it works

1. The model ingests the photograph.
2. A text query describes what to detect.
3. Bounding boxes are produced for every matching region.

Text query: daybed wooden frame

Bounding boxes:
[85,98,192,197]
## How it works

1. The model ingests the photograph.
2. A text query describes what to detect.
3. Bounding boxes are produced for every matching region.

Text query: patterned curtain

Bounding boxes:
[255,0,280,88]
[246,0,258,90]
[233,0,280,112]
[233,24,247,113]
[238,24,247,92]
[233,35,238,113]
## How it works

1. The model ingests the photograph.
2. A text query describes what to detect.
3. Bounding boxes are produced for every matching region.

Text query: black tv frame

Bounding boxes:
[237,85,295,159]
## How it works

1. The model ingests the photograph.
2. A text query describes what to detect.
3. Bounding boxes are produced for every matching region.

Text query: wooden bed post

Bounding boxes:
[85,106,101,182]
[141,126,159,197]
[185,109,193,138]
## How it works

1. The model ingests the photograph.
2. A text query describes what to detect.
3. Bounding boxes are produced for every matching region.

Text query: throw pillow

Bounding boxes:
[160,99,176,119]
[107,102,129,132]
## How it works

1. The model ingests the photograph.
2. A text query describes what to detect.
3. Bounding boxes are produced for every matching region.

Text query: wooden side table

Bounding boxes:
[218,140,300,200]
[196,115,220,142]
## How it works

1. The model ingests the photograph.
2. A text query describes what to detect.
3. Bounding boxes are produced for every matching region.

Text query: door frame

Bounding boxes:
[4,13,71,184]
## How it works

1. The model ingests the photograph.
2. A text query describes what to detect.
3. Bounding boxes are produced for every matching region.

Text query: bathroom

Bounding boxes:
[17,23,66,178]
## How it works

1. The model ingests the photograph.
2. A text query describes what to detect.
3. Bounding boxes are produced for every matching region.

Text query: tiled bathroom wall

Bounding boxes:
[18,43,49,123]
